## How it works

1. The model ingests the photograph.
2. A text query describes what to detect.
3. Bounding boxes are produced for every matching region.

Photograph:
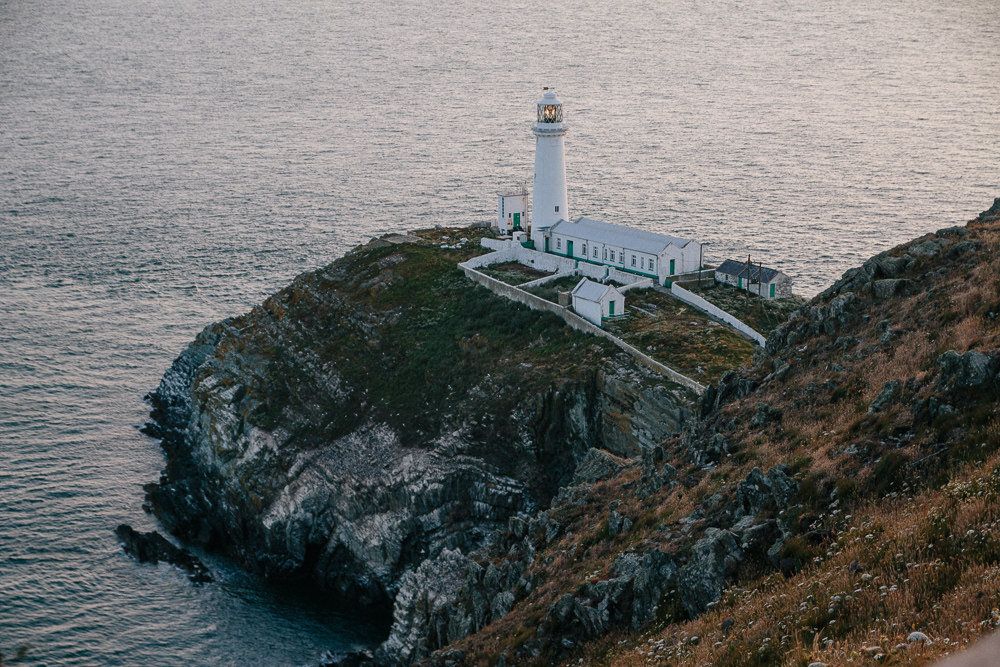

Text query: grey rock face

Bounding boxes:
[144,328,694,613]
[677,528,741,616]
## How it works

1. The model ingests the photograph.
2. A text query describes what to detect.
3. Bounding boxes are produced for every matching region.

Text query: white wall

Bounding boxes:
[671,284,765,346]
[573,297,603,326]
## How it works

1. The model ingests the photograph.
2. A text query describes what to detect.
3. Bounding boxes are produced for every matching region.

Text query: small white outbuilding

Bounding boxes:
[570,278,625,327]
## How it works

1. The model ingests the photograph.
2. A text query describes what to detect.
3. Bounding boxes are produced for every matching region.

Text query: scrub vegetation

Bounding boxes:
[227,227,626,449]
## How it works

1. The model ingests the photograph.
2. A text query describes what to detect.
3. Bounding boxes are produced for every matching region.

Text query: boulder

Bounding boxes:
[611,550,677,628]
[750,403,782,429]
[607,510,632,537]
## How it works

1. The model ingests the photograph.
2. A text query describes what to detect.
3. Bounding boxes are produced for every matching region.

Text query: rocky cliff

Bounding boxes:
[142,231,696,618]
[393,199,1000,667]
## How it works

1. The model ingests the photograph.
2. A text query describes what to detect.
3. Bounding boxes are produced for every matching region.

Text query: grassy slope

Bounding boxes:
[607,288,755,384]
[440,215,1000,667]
[215,227,624,457]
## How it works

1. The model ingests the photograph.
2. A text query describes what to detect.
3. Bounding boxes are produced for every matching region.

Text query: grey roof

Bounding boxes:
[716,259,784,283]
[549,217,694,255]
[571,278,618,303]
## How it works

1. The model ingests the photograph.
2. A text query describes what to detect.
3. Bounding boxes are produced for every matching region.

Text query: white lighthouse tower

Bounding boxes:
[530,89,568,247]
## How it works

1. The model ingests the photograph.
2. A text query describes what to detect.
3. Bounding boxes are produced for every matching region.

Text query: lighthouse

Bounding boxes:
[530,89,568,246]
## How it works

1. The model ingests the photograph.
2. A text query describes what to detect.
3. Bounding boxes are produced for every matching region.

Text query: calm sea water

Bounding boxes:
[1,0,998,664]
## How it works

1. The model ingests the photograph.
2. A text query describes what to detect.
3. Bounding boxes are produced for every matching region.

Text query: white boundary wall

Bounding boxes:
[458,261,705,394]
[670,284,766,346]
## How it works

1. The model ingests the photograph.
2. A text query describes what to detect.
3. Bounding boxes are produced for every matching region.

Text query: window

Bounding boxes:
[555,206,559,213]
[582,244,587,256]
[631,255,636,267]
[650,259,655,272]
[603,248,607,260]
[593,247,598,258]
[557,238,561,249]
[640,257,644,269]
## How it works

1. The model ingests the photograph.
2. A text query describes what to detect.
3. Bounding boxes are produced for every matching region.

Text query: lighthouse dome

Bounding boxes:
[536,89,564,124]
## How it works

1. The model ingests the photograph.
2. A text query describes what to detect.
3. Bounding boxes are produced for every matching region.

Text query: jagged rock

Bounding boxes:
[738,520,782,555]
[701,371,757,418]
[676,528,741,616]
[907,237,952,257]
[936,350,998,388]
[749,403,782,429]
[114,524,213,583]
[868,380,901,415]
[378,549,471,665]
[572,448,626,486]
[610,550,677,628]
[980,197,1000,222]
[607,510,632,537]
[733,467,798,521]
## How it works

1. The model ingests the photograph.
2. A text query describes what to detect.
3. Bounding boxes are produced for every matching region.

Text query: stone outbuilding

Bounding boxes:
[571,278,625,326]
[715,259,793,299]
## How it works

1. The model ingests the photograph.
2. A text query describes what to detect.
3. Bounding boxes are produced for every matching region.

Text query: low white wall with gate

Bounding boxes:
[670,284,766,346]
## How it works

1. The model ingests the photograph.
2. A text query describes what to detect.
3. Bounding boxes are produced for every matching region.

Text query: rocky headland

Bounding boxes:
[140,229,696,640]
[142,199,1000,667]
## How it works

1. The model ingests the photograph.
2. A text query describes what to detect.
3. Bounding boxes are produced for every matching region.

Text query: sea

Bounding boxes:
[1,0,997,664]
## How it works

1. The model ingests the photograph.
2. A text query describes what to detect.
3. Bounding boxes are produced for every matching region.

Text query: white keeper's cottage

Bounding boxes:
[715,259,793,299]
[570,278,625,326]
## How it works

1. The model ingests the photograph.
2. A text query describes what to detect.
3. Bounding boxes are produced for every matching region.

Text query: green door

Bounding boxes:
[512,212,520,229]
[567,240,574,257]
[770,283,775,298]
[545,237,549,252]
[609,301,614,316]
[738,277,743,289]
[669,259,675,275]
